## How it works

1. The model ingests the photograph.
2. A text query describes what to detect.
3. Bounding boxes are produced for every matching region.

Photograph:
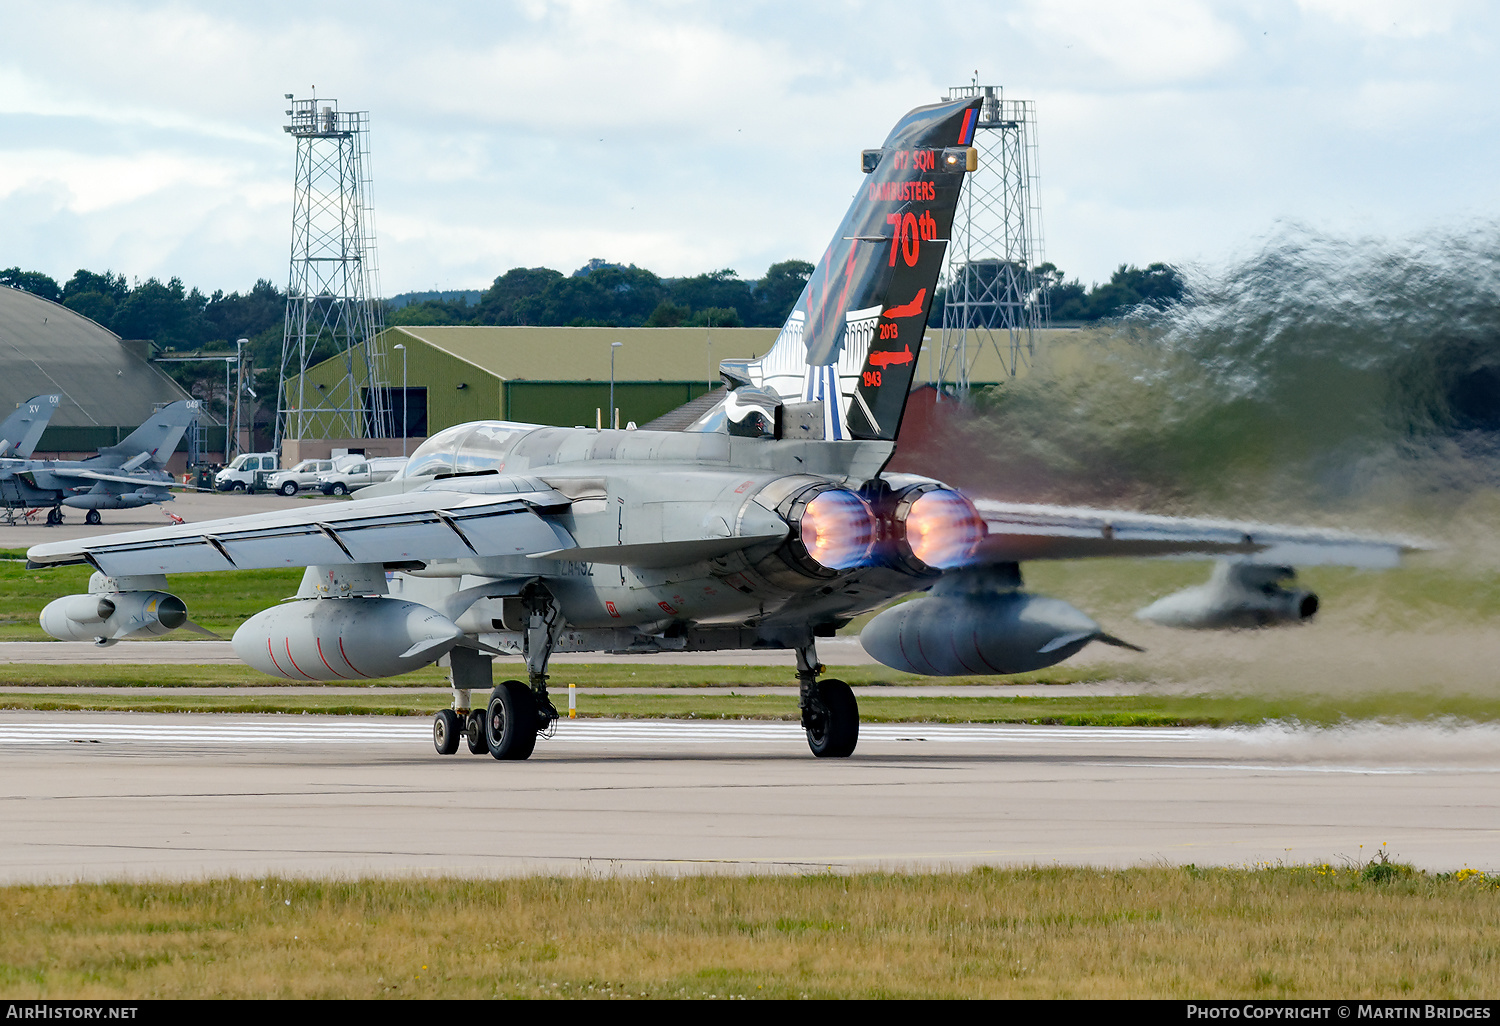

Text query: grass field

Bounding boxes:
[0,661,1116,689]
[2,547,1495,1000]
[1,542,1496,639]
[0,561,305,641]
[4,682,1500,726]
[0,865,1495,999]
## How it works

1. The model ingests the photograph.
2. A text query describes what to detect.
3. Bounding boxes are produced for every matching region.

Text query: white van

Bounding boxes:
[214,452,279,492]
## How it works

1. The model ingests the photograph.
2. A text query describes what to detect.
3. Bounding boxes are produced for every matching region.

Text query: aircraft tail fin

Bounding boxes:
[720,95,982,442]
[0,394,60,458]
[101,400,202,468]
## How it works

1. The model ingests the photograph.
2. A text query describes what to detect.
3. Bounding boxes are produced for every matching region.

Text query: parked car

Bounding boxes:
[263,456,360,496]
[316,457,407,496]
[214,452,278,492]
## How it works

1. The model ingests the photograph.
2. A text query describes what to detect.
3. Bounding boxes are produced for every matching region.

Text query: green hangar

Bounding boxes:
[282,322,1074,460]
[283,325,779,456]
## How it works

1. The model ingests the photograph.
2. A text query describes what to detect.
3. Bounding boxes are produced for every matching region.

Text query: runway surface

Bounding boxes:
[1,711,1495,883]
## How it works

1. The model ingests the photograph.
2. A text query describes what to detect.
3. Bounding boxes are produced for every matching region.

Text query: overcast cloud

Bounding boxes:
[1,0,1495,295]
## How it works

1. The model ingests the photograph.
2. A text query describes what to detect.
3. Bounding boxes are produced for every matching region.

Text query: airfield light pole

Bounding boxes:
[610,341,623,430]
[234,339,247,457]
[224,357,234,463]
[393,343,407,456]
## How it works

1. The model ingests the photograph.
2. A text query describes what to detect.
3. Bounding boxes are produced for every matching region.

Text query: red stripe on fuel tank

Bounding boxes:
[266,638,291,679]
[315,637,349,679]
[338,637,368,678]
[284,638,315,680]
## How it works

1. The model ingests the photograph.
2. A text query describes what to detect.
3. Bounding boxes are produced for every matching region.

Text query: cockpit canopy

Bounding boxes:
[396,421,540,479]
[685,385,782,439]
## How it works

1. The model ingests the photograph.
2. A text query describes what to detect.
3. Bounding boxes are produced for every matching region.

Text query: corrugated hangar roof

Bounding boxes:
[0,286,195,427]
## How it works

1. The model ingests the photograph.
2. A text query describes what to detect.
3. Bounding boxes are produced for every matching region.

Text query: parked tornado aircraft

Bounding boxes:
[27,98,1413,758]
[0,395,60,460]
[4,399,200,525]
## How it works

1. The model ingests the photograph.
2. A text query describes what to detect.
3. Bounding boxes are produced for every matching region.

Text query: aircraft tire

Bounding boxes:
[85,510,101,525]
[278,482,297,496]
[433,709,461,755]
[806,679,858,758]
[464,710,488,754]
[487,681,538,761]
[45,508,61,526]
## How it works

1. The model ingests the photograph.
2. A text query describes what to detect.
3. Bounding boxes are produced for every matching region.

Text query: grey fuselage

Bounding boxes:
[0,457,175,511]
[374,420,932,649]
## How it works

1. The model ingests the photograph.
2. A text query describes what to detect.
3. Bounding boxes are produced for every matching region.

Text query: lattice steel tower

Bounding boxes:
[276,93,389,447]
[937,84,1047,395]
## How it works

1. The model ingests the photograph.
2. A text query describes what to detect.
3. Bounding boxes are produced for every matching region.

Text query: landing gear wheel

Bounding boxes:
[465,710,488,754]
[487,680,538,761]
[433,709,461,755]
[85,509,101,525]
[45,508,61,526]
[806,678,858,758]
[278,481,297,496]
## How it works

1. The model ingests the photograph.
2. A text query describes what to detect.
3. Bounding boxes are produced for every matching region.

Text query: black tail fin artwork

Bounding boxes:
[721,96,981,441]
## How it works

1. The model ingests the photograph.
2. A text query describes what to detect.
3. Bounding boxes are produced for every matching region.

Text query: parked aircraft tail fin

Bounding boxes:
[101,400,202,467]
[0,394,60,458]
[720,95,981,442]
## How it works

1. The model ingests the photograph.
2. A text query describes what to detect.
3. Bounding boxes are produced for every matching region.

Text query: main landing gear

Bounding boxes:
[429,598,863,761]
[45,507,63,526]
[797,641,859,758]
[431,587,563,762]
[85,509,101,525]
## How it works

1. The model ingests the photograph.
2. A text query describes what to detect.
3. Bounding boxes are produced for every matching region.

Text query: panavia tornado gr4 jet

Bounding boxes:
[4,400,201,525]
[26,97,1415,759]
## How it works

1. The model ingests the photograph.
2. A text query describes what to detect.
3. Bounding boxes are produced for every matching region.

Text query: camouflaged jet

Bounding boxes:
[25,97,1415,759]
[0,395,60,461]
[3,399,200,525]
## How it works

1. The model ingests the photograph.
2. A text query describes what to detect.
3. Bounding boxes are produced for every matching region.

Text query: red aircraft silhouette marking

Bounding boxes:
[882,287,926,319]
[868,346,914,369]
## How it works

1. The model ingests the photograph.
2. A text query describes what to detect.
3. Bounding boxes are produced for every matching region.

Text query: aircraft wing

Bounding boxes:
[44,468,174,488]
[25,486,577,576]
[973,500,1423,568]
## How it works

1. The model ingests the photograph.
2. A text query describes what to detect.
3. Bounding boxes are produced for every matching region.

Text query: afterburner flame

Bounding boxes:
[903,489,984,568]
[800,490,876,570]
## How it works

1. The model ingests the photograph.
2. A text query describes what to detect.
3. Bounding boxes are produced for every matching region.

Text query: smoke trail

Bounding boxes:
[913,222,1500,515]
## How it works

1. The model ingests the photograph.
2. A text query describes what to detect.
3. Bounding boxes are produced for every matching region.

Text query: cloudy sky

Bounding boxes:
[2,0,1496,296]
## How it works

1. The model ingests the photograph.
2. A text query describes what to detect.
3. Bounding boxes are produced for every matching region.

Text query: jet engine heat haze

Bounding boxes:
[26,98,1416,760]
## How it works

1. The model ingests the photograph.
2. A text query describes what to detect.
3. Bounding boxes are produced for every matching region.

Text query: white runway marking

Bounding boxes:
[0,719,1210,746]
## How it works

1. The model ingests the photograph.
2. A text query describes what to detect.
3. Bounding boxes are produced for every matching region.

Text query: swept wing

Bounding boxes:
[26,485,578,576]
[973,499,1421,568]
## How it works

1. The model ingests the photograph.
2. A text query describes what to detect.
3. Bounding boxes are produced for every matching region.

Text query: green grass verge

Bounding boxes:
[0,563,306,640]
[4,688,1498,726]
[0,865,1495,998]
[2,548,1497,643]
[0,662,1121,688]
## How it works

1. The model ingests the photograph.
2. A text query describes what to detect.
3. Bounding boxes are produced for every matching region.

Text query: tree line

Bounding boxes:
[0,258,1185,401]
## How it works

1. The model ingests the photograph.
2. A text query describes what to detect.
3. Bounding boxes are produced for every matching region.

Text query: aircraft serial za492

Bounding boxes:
[26,97,1415,759]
